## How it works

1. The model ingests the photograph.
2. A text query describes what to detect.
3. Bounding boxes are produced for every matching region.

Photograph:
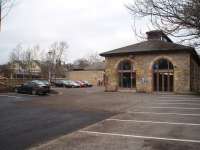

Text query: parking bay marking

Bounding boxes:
[0,95,21,99]
[157,100,200,102]
[136,106,200,110]
[107,119,200,126]
[159,97,200,100]
[79,131,200,143]
[155,103,200,105]
[127,111,200,116]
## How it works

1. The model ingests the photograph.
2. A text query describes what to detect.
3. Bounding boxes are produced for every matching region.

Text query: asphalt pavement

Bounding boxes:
[0,92,113,150]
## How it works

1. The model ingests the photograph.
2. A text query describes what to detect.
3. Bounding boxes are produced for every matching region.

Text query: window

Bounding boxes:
[153,59,173,70]
[118,60,136,88]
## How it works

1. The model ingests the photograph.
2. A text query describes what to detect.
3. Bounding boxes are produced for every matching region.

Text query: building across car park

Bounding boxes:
[100,30,200,93]
[67,62,105,86]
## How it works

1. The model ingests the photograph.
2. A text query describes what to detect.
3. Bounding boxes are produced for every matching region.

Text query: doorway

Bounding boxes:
[153,59,174,92]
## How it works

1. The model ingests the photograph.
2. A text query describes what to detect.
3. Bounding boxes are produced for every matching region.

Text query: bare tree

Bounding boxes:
[9,44,23,78]
[9,44,41,79]
[86,51,104,64]
[23,47,36,78]
[48,41,68,79]
[9,43,22,63]
[127,0,200,47]
[73,58,90,69]
[0,0,16,30]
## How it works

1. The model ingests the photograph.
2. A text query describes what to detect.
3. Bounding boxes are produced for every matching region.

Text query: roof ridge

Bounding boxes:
[100,40,194,57]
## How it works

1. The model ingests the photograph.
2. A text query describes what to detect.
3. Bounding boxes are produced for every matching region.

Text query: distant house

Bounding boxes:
[100,30,200,93]
[11,60,41,79]
[67,62,105,85]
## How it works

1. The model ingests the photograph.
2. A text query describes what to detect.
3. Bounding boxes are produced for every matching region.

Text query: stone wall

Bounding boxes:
[190,56,200,92]
[68,70,104,86]
[105,52,191,93]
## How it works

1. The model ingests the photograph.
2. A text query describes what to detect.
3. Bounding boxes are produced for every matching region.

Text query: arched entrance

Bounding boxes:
[153,59,174,92]
[118,60,136,89]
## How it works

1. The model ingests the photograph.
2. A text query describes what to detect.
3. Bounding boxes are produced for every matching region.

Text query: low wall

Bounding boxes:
[67,70,104,86]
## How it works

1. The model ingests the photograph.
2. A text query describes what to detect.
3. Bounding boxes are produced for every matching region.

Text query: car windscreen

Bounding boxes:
[32,80,45,85]
[69,81,77,84]
[41,80,49,84]
[62,80,69,83]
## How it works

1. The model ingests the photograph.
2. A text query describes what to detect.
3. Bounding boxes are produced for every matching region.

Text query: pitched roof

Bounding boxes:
[100,40,194,57]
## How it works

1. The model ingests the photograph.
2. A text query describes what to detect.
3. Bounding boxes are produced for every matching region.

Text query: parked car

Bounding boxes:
[14,80,50,95]
[75,80,86,87]
[82,80,93,87]
[40,80,51,92]
[68,80,80,88]
[53,80,71,88]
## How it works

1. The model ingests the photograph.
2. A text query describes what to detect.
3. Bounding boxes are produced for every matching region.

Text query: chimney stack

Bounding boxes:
[146,30,173,43]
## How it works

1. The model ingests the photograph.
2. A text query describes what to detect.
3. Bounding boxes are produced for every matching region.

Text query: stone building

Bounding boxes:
[100,30,200,93]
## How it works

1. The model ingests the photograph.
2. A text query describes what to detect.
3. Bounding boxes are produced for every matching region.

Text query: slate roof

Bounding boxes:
[100,40,194,57]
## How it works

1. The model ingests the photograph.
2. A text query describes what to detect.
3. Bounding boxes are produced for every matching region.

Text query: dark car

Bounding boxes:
[40,80,51,92]
[53,80,66,87]
[53,80,74,88]
[14,80,50,95]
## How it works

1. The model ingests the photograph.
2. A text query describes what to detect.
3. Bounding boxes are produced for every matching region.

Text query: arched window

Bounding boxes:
[153,59,173,70]
[153,59,174,92]
[118,60,136,88]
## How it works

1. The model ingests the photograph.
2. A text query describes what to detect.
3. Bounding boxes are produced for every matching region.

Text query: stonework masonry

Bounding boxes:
[104,52,195,93]
[190,55,200,92]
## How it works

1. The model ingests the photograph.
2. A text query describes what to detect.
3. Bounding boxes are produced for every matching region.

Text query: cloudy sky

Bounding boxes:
[0,0,150,64]
[0,0,145,64]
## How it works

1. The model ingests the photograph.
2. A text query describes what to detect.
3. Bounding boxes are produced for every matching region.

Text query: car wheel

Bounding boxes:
[32,90,37,95]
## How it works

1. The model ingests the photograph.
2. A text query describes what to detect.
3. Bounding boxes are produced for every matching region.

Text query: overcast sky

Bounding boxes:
[0,0,155,64]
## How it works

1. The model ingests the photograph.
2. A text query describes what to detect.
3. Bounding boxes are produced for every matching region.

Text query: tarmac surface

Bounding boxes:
[0,89,114,150]
[1,87,200,150]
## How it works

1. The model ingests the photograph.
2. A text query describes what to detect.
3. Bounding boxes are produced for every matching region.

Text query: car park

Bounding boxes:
[14,80,50,95]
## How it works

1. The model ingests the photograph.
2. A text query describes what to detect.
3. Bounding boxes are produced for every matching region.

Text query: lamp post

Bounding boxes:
[48,51,52,83]
[0,0,2,31]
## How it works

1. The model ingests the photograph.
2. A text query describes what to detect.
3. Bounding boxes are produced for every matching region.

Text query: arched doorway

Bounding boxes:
[118,60,136,89]
[153,59,174,92]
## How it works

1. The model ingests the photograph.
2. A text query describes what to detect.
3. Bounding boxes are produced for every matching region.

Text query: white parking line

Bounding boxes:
[0,95,21,98]
[107,119,200,126]
[137,106,200,110]
[159,97,200,100]
[159,95,199,97]
[127,111,200,116]
[157,100,200,102]
[156,103,200,105]
[79,131,200,143]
